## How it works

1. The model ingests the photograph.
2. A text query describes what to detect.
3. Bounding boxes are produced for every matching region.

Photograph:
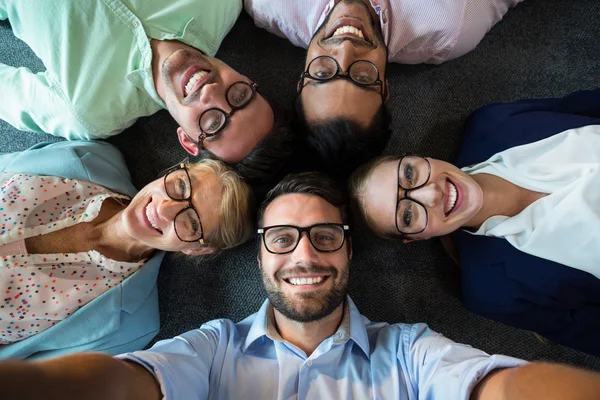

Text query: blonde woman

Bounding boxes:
[0,140,255,359]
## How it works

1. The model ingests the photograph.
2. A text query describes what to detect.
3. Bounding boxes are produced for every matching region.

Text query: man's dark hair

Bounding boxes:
[294,96,392,179]
[199,102,297,184]
[258,171,351,229]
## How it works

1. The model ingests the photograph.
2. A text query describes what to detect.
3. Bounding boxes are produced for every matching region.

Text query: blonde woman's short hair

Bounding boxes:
[348,155,402,239]
[187,159,256,251]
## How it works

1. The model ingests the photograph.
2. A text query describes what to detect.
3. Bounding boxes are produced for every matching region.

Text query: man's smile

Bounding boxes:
[283,274,331,288]
[182,67,212,98]
[325,17,371,45]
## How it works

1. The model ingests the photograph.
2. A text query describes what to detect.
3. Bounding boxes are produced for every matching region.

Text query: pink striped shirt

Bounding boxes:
[244,0,524,64]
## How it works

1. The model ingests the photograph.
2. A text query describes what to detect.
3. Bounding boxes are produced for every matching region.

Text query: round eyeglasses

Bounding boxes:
[190,81,258,145]
[298,56,383,97]
[258,223,350,255]
[163,163,205,243]
[395,156,432,235]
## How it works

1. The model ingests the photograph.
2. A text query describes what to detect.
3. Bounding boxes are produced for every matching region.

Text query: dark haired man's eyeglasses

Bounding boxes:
[163,163,205,243]
[298,56,384,99]
[395,156,432,235]
[186,81,258,146]
[258,223,350,254]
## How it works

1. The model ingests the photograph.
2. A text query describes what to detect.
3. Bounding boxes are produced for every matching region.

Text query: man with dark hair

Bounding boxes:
[294,100,391,177]
[198,105,297,182]
[246,0,523,174]
[3,172,600,400]
[0,0,294,182]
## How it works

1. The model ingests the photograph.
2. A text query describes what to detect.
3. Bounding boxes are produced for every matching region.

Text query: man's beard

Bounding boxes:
[310,0,385,45]
[261,264,349,323]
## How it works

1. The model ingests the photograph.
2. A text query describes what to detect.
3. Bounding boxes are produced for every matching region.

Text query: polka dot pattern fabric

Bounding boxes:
[0,173,144,343]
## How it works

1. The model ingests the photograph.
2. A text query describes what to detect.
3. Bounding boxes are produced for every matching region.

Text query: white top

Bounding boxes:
[0,173,144,343]
[462,125,600,278]
[245,0,524,64]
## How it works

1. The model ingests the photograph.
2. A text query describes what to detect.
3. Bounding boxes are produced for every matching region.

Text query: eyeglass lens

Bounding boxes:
[308,57,378,84]
[264,224,346,254]
[164,168,203,241]
[199,82,255,134]
[398,156,430,189]
[396,157,430,234]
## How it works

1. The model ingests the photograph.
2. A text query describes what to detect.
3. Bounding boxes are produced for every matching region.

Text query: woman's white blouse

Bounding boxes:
[461,125,600,278]
[0,173,144,343]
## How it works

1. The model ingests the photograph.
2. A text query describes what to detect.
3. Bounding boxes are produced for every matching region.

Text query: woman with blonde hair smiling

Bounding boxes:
[349,89,600,357]
[0,140,255,359]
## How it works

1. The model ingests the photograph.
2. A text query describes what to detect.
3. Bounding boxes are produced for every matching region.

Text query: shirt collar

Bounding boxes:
[242,296,371,358]
[128,18,216,110]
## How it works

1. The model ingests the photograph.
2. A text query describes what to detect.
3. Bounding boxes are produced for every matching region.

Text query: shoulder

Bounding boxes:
[369,322,447,354]
[384,0,467,63]
[0,141,136,197]
[244,0,329,48]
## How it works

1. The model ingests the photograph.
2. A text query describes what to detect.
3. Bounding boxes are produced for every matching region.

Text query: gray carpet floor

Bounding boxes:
[2,0,600,370]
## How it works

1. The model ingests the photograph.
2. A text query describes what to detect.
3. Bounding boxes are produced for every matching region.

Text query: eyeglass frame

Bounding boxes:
[298,56,384,99]
[185,81,259,147]
[395,155,432,236]
[257,223,351,255]
[162,162,205,244]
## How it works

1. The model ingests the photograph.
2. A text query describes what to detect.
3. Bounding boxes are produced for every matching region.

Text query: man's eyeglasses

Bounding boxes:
[258,223,350,254]
[298,56,383,98]
[187,81,258,146]
[395,156,432,235]
[163,163,205,243]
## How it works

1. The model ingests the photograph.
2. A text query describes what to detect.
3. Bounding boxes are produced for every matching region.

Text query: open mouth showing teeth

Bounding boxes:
[184,70,209,97]
[145,203,162,234]
[284,276,329,286]
[332,25,365,39]
[445,180,458,215]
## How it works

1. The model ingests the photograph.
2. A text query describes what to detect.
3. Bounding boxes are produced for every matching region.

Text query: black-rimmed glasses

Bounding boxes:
[163,163,205,243]
[258,223,350,254]
[188,81,258,146]
[395,156,432,235]
[298,56,383,98]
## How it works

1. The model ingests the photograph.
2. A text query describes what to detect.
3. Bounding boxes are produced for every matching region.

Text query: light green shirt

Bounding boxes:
[0,0,242,140]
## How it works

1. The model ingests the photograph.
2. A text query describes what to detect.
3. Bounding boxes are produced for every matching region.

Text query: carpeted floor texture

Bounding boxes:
[2,0,600,369]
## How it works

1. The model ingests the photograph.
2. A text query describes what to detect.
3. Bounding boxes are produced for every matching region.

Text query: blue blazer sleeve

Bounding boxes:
[454,231,600,356]
[0,141,164,360]
[0,140,137,197]
[452,89,600,356]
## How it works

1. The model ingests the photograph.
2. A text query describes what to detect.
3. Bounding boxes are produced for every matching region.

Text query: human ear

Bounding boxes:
[182,245,215,255]
[177,127,201,156]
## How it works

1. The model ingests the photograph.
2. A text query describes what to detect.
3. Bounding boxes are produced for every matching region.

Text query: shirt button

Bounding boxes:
[132,21,139,28]
[307,360,313,367]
